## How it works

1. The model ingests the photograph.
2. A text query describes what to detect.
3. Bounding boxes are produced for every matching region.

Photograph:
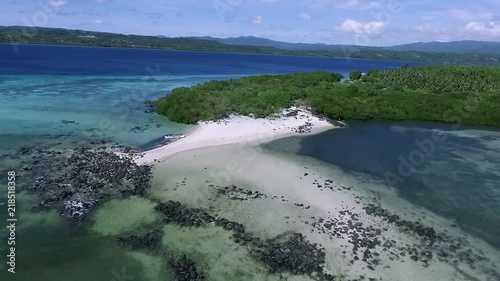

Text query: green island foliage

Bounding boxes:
[2,26,500,66]
[152,66,500,127]
[349,70,363,81]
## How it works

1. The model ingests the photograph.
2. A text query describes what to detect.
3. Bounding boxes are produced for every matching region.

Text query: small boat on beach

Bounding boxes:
[164,134,185,140]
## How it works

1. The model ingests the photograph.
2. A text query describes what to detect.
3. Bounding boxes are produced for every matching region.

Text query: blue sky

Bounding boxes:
[1,0,499,45]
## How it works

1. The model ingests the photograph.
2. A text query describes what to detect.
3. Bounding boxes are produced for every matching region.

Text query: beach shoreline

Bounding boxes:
[134,107,339,165]
[149,142,500,281]
[126,108,500,280]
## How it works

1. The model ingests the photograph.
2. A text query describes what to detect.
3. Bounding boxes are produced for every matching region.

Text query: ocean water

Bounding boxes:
[266,121,500,250]
[3,44,476,281]
[0,43,416,153]
[0,74,219,151]
[0,192,165,281]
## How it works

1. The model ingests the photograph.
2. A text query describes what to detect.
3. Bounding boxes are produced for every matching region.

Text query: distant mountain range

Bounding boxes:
[199,36,500,56]
[197,36,357,51]
[384,41,500,56]
[1,26,500,66]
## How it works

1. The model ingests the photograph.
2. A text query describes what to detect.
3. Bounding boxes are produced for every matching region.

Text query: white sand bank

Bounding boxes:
[149,144,500,281]
[134,108,337,165]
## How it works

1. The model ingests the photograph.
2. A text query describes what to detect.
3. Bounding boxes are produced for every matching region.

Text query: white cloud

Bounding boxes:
[47,0,68,7]
[421,9,493,23]
[450,9,493,21]
[298,12,312,21]
[92,19,103,24]
[307,0,331,8]
[262,0,280,2]
[152,6,179,11]
[251,16,263,25]
[337,0,381,10]
[414,24,433,32]
[413,25,447,37]
[337,19,384,35]
[367,1,381,8]
[338,0,360,9]
[466,21,500,37]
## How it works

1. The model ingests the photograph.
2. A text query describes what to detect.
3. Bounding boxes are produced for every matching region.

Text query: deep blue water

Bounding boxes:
[0,43,417,76]
[268,121,500,249]
[0,44,498,281]
[0,44,418,152]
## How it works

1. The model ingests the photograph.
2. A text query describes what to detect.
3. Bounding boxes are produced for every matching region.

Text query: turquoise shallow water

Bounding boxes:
[0,74,251,151]
[6,45,487,281]
[0,44,416,152]
[0,192,162,281]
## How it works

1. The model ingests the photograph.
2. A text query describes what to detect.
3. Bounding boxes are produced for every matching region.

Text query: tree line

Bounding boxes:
[151,66,500,127]
[2,26,500,66]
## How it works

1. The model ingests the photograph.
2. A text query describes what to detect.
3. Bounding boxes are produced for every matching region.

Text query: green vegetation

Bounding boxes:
[152,66,500,127]
[0,26,280,53]
[2,26,500,66]
[366,66,500,92]
[349,70,363,81]
[152,72,344,124]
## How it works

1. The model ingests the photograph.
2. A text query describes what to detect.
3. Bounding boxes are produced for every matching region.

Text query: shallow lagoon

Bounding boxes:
[267,121,500,249]
[0,45,498,280]
[1,121,500,281]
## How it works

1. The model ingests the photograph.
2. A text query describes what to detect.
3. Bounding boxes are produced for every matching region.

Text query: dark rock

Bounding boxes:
[117,228,162,250]
[256,233,326,275]
[155,200,215,226]
[173,255,205,281]
[24,147,152,219]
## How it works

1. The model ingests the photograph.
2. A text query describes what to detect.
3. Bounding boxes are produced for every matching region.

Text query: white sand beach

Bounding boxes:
[134,107,337,165]
[148,144,500,281]
[126,108,500,281]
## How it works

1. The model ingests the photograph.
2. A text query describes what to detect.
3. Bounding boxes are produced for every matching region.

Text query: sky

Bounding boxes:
[1,0,499,46]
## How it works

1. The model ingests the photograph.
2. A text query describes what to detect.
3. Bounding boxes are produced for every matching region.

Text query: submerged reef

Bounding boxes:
[15,144,151,219]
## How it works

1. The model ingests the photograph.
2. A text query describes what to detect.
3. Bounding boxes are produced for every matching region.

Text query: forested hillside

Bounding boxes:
[384,41,500,56]
[152,66,500,127]
[0,26,281,53]
[2,26,500,66]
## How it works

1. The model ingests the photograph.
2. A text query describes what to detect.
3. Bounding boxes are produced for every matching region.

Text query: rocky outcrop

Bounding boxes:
[23,146,152,219]
[154,200,338,280]
[117,228,162,250]
[256,232,326,275]
[173,256,205,281]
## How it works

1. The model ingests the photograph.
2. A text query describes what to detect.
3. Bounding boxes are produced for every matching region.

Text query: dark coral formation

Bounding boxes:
[21,146,151,218]
[173,256,205,281]
[155,200,215,227]
[256,233,326,275]
[116,228,162,250]
[154,200,338,280]
[216,185,267,200]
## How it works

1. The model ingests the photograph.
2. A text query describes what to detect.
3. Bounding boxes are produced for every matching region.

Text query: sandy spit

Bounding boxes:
[134,107,338,165]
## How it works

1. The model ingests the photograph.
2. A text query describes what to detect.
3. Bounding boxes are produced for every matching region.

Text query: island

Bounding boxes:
[134,65,500,164]
[2,26,500,66]
[151,65,500,126]
[9,64,500,281]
